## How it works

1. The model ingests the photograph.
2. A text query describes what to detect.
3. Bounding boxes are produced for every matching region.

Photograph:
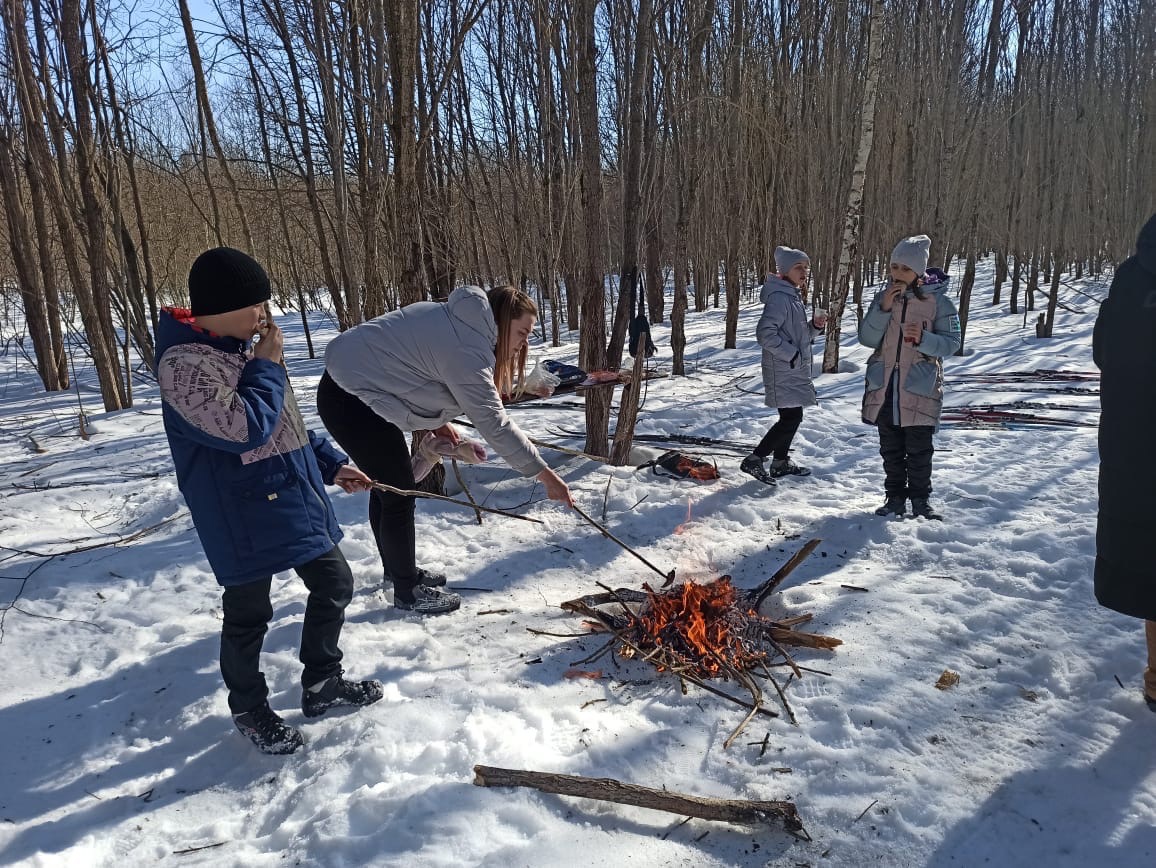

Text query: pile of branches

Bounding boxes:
[559,540,840,749]
[940,405,1098,428]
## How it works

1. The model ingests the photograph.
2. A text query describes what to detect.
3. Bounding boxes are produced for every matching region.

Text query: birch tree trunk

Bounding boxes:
[822,0,884,374]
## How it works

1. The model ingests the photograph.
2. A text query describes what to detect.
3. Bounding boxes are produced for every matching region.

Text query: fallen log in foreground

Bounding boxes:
[472,765,808,838]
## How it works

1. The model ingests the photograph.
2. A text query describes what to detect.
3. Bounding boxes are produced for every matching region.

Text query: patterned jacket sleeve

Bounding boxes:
[158,346,286,453]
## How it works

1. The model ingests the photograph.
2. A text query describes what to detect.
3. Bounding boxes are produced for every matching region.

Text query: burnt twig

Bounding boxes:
[571,504,674,585]
[747,538,823,611]
[451,459,483,525]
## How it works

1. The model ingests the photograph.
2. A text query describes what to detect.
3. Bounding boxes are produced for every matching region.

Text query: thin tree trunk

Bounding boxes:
[575,0,610,457]
[822,0,884,374]
[178,0,255,250]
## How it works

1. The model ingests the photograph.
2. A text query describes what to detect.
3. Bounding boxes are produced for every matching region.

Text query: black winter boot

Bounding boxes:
[740,455,776,486]
[394,585,462,615]
[874,497,906,517]
[383,567,447,588]
[233,702,304,755]
[770,458,811,478]
[302,673,385,718]
[909,497,942,521]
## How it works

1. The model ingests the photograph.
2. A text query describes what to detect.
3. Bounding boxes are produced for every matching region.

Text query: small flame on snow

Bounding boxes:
[674,497,694,535]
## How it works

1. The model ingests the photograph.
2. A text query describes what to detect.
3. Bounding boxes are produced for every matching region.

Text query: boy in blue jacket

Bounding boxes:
[157,247,381,754]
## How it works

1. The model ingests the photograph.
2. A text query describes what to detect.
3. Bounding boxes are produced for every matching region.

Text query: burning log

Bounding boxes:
[557,540,840,744]
[472,765,807,837]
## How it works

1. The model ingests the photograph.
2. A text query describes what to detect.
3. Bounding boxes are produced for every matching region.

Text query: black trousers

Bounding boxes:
[753,406,804,460]
[877,417,935,500]
[220,545,353,715]
[316,372,419,589]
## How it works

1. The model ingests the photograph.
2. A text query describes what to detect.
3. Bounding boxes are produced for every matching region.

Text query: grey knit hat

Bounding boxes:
[890,235,931,276]
[774,246,810,275]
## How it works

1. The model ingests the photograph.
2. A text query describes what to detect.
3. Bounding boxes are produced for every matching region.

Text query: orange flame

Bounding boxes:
[674,497,694,535]
[632,577,765,677]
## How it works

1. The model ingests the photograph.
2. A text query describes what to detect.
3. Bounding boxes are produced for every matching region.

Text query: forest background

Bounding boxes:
[1,0,1154,459]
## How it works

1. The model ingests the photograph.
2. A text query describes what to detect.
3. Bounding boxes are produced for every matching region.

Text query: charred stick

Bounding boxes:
[560,589,649,610]
[525,627,590,638]
[572,636,620,666]
[473,765,806,836]
[572,504,674,585]
[763,633,804,680]
[718,657,764,750]
[594,581,645,623]
[747,538,823,611]
[759,662,798,726]
[368,481,543,524]
[773,613,814,628]
[677,669,778,720]
[450,459,483,525]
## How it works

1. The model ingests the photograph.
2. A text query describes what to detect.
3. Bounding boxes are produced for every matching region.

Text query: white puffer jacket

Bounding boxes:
[323,285,547,477]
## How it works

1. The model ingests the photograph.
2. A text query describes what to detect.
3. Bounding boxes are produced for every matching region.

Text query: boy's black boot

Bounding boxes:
[302,673,385,718]
[909,497,942,521]
[233,702,304,755]
[874,496,906,517]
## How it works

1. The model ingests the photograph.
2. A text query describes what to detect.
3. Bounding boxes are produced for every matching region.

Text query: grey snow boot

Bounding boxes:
[770,458,811,478]
[394,585,462,615]
[739,455,776,486]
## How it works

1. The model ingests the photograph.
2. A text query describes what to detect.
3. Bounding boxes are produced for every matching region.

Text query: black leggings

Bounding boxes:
[753,406,804,460]
[316,372,419,590]
[220,546,352,714]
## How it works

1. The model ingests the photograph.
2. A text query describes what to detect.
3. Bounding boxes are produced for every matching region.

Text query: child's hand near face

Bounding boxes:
[880,281,905,312]
[252,322,284,361]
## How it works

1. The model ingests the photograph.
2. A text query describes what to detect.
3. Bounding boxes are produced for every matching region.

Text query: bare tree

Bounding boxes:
[821,0,884,374]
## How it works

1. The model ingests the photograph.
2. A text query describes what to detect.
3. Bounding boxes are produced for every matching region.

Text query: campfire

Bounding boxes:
[558,539,841,749]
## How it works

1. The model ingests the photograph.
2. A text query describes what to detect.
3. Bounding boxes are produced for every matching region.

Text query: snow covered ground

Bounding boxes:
[2,263,1153,868]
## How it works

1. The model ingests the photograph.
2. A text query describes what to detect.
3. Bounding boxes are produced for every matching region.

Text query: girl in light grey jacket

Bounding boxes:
[317,285,573,615]
[740,246,827,486]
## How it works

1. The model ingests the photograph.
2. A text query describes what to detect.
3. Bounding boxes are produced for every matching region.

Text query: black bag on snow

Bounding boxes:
[638,450,720,481]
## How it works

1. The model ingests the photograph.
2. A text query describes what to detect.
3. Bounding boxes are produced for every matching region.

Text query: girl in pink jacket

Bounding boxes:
[858,235,961,520]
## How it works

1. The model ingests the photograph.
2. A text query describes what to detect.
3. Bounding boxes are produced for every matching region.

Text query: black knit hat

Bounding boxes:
[188,247,271,316]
